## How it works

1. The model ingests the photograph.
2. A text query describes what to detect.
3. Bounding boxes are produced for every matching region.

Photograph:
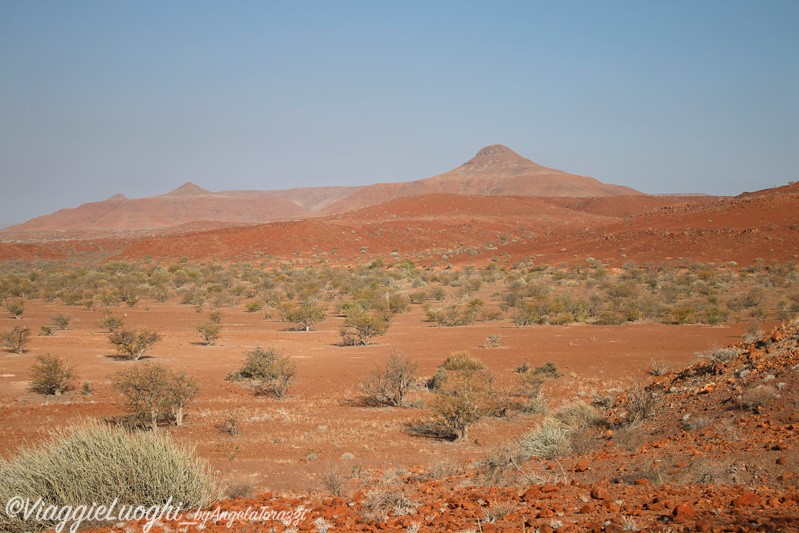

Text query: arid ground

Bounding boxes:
[1,178,799,532]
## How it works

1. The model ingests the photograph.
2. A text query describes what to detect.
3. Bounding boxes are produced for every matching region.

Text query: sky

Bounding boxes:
[1,1,797,229]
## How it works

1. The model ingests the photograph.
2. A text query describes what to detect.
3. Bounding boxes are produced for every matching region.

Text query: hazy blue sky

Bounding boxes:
[1,1,797,228]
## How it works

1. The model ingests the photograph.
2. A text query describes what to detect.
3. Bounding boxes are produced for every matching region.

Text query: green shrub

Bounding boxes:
[0,423,217,533]
[108,329,161,360]
[6,299,24,319]
[195,322,222,345]
[226,347,295,399]
[29,354,75,396]
[280,301,326,331]
[340,311,391,346]
[97,313,124,333]
[429,369,497,441]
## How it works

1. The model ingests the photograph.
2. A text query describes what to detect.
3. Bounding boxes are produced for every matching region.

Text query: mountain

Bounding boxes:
[317,145,642,214]
[1,183,308,236]
[1,145,643,237]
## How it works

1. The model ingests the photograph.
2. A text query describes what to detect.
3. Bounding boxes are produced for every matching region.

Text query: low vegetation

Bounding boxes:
[359,352,419,407]
[0,423,217,533]
[112,363,200,431]
[226,347,296,399]
[1,326,31,353]
[108,329,161,360]
[29,354,75,395]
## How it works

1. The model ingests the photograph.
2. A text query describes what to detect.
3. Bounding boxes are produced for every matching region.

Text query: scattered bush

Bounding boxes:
[517,419,571,460]
[280,301,326,331]
[112,363,199,430]
[696,347,738,370]
[515,371,548,413]
[226,346,296,399]
[362,483,418,521]
[0,422,217,533]
[340,311,391,346]
[49,313,73,330]
[626,382,655,424]
[195,321,222,346]
[359,352,419,407]
[5,299,24,319]
[29,354,75,395]
[648,358,670,376]
[108,329,161,360]
[441,351,485,371]
[553,402,605,430]
[97,313,125,333]
[483,334,502,348]
[320,465,347,497]
[741,385,776,410]
[2,326,31,353]
[429,368,498,441]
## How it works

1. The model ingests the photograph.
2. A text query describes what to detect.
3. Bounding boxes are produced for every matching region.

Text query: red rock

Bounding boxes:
[634,478,649,485]
[590,486,610,500]
[647,501,667,511]
[521,486,542,502]
[541,483,559,493]
[777,456,788,465]
[481,524,499,533]
[732,492,762,507]
[672,503,697,522]
[574,460,590,472]
[579,503,595,513]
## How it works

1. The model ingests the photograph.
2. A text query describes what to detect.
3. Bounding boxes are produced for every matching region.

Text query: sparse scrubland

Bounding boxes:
[0,256,797,532]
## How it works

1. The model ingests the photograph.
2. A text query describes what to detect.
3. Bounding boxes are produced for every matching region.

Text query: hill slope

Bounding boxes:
[0,182,309,236]
[2,145,642,237]
[319,144,642,214]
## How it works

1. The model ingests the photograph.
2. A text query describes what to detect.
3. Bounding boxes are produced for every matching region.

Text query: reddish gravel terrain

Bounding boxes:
[1,179,798,533]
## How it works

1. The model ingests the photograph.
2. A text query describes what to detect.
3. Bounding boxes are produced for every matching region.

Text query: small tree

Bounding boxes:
[112,363,172,431]
[112,363,199,431]
[226,347,295,399]
[280,301,326,331]
[340,311,391,346]
[30,354,76,395]
[108,329,161,360]
[167,370,200,426]
[2,326,31,353]
[429,369,497,441]
[359,352,419,407]
[6,300,24,319]
[97,313,125,333]
[195,322,222,346]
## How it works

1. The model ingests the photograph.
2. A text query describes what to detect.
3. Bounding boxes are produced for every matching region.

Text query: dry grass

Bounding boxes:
[0,422,218,533]
[741,385,777,410]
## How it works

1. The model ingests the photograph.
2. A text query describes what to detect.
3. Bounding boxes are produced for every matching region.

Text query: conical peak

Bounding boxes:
[474,144,520,158]
[166,182,212,196]
[463,144,536,167]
